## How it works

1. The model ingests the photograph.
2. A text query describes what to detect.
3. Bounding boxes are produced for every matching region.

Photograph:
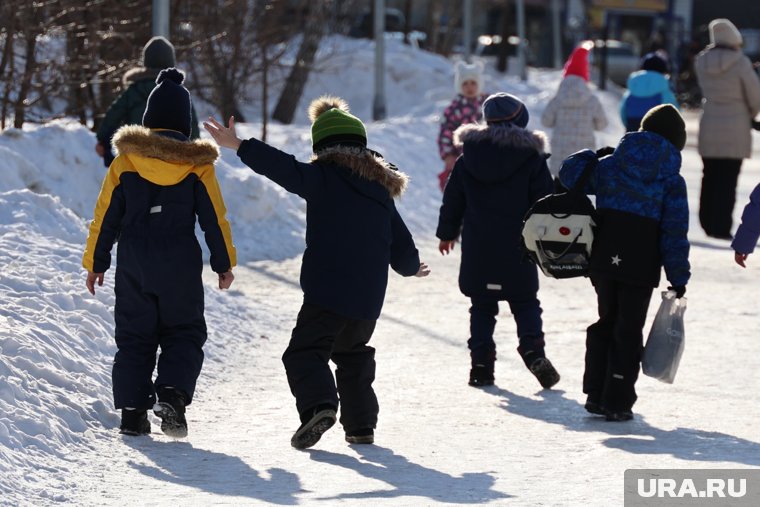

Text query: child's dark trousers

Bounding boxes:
[585,277,653,412]
[282,302,378,432]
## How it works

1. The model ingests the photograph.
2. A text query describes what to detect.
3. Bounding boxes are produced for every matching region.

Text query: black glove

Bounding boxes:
[668,285,686,298]
[752,120,760,131]
[596,146,615,158]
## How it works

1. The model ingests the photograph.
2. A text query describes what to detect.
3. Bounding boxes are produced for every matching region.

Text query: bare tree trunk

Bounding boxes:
[496,0,511,73]
[403,0,413,45]
[14,25,39,128]
[0,8,15,129]
[271,3,324,124]
[261,49,268,142]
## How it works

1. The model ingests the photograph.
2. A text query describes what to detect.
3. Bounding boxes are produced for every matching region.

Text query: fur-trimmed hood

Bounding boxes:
[453,123,549,183]
[112,125,219,186]
[311,146,408,198]
[454,123,548,153]
[122,67,161,87]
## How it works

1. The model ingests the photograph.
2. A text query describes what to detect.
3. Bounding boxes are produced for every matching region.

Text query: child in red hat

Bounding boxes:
[541,43,608,179]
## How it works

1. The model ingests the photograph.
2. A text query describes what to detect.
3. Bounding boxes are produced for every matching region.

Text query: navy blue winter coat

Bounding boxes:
[559,131,690,288]
[436,123,553,300]
[237,140,421,320]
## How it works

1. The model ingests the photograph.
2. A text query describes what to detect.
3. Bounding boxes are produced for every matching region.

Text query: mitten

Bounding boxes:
[668,285,686,298]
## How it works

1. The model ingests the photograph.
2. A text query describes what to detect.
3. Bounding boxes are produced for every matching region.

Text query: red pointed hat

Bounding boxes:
[563,46,590,81]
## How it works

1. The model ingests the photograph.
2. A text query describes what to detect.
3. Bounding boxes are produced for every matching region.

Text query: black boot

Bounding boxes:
[468,363,494,387]
[153,386,188,438]
[345,428,374,445]
[291,404,337,449]
[119,408,151,436]
[528,357,560,389]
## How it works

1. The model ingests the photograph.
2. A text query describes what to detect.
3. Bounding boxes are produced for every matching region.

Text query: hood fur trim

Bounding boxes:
[308,96,350,122]
[112,125,219,165]
[122,67,160,86]
[454,123,548,154]
[310,146,408,197]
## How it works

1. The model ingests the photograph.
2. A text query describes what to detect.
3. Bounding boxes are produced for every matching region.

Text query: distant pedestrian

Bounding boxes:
[620,51,678,132]
[541,42,608,178]
[83,69,236,438]
[558,104,690,422]
[437,60,488,191]
[204,96,429,449]
[436,92,559,390]
[694,18,760,240]
[95,37,201,167]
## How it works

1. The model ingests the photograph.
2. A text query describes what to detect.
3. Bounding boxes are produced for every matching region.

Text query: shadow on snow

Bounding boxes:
[485,387,760,466]
[124,439,301,505]
[305,444,511,504]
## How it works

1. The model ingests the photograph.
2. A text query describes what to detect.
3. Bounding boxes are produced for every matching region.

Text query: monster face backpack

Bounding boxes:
[521,159,597,278]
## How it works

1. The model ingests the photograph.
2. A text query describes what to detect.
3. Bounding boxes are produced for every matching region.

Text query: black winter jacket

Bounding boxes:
[237,139,421,320]
[437,123,553,300]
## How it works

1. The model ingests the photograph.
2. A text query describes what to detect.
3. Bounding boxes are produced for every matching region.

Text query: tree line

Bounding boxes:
[0,0,504,133]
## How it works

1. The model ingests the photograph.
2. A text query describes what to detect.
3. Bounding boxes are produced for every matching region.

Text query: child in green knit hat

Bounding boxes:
[205,96,429,449]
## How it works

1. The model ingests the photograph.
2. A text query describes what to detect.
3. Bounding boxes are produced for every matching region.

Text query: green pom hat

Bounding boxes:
[309,96,367,153]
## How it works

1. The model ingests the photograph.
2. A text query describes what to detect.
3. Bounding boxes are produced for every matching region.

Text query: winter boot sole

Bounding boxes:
[529,358,560,389]
[153,402,188,438]
[291,409,336,450]
[468,378,495,387]
[345,434,375,445]
[119,427,151,436]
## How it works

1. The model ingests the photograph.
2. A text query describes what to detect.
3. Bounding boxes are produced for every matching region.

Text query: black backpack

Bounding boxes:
[521,159,597,279]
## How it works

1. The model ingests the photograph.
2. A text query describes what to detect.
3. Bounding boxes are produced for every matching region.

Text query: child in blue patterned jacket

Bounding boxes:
[559,104,690,422]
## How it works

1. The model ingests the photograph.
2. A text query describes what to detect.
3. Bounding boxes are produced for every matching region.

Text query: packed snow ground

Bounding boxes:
[1,36,760,506]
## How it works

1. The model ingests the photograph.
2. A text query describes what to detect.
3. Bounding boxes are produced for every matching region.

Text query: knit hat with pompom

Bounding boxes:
[309,96,367,153]
[142,68,192,138]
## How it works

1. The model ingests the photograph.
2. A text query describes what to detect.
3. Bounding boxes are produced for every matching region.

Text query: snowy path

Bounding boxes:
[68,148,760,507]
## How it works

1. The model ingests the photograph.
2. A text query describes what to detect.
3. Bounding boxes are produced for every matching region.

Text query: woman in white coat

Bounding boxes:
[695,18,760,239]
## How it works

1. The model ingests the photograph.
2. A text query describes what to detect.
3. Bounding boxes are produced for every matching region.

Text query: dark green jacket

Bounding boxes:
[96,68,200,166]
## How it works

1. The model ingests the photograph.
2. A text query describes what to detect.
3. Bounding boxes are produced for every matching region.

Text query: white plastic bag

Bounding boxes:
[642,290,686,384]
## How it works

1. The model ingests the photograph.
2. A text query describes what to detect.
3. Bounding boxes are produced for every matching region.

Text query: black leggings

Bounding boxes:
[699,157,742,237]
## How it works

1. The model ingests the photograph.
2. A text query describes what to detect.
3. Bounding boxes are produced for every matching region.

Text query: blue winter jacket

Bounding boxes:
[559,131,690,287]
[436,123,553,300]
[732,184,760,254]
[620,71,678,131]
[236,139,421,320]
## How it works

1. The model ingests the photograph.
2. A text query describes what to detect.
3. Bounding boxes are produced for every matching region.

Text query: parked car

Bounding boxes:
[588,40,639,87]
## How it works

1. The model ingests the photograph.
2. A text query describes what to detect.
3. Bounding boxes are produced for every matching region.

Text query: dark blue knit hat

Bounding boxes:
[482,92,529,128]
[142,68,192,138]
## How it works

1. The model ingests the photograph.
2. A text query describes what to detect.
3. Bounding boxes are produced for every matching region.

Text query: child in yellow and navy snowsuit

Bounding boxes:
[83,68,236,438]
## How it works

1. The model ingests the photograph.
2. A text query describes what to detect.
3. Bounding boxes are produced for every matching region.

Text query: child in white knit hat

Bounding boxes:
[437,60,487,191]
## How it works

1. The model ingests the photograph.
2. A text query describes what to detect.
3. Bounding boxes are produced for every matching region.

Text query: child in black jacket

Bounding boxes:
[205,97,429,449]
[437,92,558,389]
[83,69,236,437]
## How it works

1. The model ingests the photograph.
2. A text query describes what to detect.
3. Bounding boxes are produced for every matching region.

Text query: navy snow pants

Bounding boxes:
[468,295,545,366]
[585,277,653,412]
[112,234,207,409]
[282,302,378,433]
